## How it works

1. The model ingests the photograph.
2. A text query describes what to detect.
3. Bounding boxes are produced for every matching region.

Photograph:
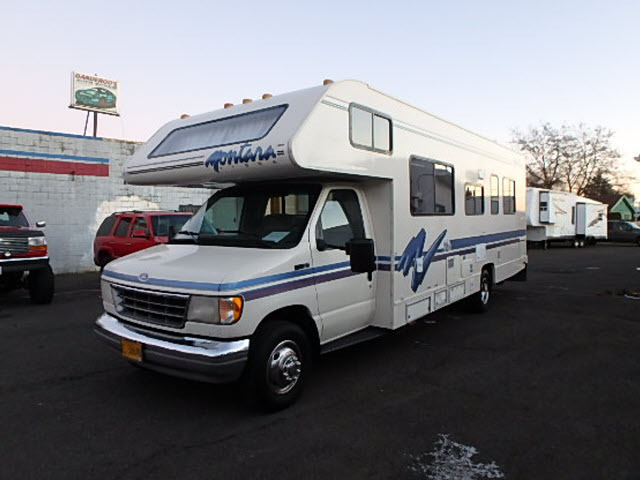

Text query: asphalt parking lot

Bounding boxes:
[1,244,640,479]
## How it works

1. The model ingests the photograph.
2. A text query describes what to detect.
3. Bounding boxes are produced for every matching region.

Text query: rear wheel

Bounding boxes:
[468,268,491,313]
[243,320,311,411]
[28,265,54,304]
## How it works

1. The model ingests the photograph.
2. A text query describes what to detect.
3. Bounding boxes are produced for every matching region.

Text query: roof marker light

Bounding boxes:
[224,103,234,109]
[262,93,272,99]
[180,114,190,119]
[242,98,252,104]
[323,79,334,85]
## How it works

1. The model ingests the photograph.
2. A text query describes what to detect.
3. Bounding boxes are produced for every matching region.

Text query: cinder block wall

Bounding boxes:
[0,126,210,273]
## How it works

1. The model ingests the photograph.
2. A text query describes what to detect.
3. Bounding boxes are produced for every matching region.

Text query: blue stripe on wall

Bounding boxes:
[0,148,109,164]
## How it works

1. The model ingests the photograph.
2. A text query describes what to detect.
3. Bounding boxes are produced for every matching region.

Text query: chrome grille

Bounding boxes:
[111,284,189,328]
[0,237,29,255]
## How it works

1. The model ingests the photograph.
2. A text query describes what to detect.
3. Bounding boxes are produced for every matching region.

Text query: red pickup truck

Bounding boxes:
[0,204,54,304]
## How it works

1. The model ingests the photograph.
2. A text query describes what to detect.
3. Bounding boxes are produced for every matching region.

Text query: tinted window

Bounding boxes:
[503,178,516,214]
[150,105,287,158]
[490,175,499,214]
[96,215,116,236]
[465,184,485,215]
[317,190,365,249]
[0,206,29,227]
[410,157,454,215]
[151,215,192,237]
[114,217,132,237]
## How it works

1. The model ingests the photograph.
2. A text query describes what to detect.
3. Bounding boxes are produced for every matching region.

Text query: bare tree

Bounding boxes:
[513,122,621,196]
[512,123,567,189]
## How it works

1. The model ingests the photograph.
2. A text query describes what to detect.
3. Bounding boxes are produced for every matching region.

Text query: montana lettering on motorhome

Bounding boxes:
[204,143,277,172]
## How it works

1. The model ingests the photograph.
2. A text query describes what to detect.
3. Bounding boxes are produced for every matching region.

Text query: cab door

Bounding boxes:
[310,188,375,342]
[126,215,153,255]
[111,215,133,258]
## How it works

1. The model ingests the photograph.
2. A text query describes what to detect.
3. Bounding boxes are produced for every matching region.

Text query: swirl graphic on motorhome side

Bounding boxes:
[396,228,447,292]
[204,143,276,172]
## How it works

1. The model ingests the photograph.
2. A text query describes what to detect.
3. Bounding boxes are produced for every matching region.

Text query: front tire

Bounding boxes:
[243,320,311,411]
[28,265,54,304]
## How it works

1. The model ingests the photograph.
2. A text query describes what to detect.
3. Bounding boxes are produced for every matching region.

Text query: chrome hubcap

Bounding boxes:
[480,279,490,304]
[267,340,302,394]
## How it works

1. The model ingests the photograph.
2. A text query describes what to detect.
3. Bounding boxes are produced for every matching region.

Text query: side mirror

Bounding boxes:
[36,221,46,228]
[132,229,148,238]
[346,238,376,275]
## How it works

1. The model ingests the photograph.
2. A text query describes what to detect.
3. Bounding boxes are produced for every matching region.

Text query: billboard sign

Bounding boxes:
[70,72,120,116]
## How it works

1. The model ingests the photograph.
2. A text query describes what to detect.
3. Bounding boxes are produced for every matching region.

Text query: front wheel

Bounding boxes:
[468,268,491,313]
[28,265,55,304]
[243,320,311,411]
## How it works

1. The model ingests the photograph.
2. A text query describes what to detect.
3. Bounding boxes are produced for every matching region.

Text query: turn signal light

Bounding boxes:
[219,296,244,325]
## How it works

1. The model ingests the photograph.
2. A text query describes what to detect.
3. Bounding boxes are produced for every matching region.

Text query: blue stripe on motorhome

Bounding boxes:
[102,260,351,293]
[244,268,358,301]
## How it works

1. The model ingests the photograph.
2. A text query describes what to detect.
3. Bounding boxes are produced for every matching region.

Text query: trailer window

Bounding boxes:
[410,157,454,216]
[149,105,287,158]
[349,104,392,153]
[465,184,485,216]
[503,178,516,214]
[490,175,499,214]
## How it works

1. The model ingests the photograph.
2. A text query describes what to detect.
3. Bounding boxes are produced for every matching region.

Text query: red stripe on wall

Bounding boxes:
[0,156,109,177]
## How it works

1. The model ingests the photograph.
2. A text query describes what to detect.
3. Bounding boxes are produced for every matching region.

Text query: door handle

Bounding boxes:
[294,263,310,271]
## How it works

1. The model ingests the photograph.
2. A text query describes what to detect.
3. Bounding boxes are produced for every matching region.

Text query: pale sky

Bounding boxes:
[2,0,639,194]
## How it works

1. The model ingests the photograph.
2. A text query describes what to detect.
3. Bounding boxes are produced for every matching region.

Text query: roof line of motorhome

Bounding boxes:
[342,80,520,156]
[322,95,518,165]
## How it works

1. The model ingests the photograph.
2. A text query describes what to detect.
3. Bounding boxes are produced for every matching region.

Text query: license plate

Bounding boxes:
[121,339,143,362]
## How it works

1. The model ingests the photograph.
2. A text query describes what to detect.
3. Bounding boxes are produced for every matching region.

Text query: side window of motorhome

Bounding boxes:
[316,190,365,249]
[490,175,499,214]
[409,157,454,216]
[349,105,392,153]
[465,184,485,215]
[502,178,516,214]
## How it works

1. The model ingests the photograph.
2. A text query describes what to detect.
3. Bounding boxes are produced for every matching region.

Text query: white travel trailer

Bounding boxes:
[526,187,607,248]
[95,80,527,409]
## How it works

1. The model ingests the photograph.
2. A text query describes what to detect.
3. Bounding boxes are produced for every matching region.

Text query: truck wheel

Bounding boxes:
[572,239,580,248]
[28,265,55,304]
[468,268,491,313]
[244,320,311,411]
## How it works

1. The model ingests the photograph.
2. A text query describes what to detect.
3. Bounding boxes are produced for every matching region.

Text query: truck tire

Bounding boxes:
[468,268,491,313]
[243,320,311,411]
[28,265,55,304]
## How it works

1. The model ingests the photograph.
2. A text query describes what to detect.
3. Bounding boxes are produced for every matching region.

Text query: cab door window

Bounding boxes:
[316,190,365,249]
[131,216,150,237]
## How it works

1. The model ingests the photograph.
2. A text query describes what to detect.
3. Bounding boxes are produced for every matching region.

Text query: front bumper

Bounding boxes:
[94,313,249,383]
[0,256,49,274]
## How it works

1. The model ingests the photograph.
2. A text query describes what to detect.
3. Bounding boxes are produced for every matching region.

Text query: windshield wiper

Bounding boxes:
[177,230,200,242]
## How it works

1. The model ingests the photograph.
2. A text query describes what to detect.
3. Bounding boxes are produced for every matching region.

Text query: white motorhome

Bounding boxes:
[526,187,607,248]
[95,80,527,409]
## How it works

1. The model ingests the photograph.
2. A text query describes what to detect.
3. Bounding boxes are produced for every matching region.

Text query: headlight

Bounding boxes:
[28,237,47,246]
[187,295,243,325]
[28,236,47,254]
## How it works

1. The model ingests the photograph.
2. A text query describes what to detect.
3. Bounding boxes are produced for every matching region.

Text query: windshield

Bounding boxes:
[173,184,321,249]
[0,206,29,228]
[151,214,192,236]
[627,222,640,230]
